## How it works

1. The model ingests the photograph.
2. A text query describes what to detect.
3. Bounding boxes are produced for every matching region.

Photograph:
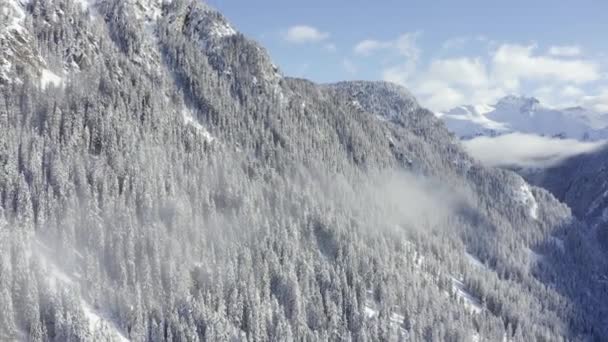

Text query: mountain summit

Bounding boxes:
[440,95,608,140]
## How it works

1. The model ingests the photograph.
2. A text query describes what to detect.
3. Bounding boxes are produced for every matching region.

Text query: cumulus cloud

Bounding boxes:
[284,25,329,44]
[354,33,420,58]
[582,88,608,112]
[492,44,599,84]
[357,33,421,86]
[426,58,488,87]
[354,39,391,56]
[548,45,583,57]
[365,36,604,112]
[463,133,606,168]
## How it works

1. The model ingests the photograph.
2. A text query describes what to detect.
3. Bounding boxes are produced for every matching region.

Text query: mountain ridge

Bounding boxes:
[0,0,607,341]
[440,95,608,140]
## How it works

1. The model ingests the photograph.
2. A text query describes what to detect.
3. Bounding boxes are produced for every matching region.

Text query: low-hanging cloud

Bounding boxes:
[463,133,606,168]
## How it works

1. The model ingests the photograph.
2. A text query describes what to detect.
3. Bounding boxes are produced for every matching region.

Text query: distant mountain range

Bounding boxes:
[438,95,608,141]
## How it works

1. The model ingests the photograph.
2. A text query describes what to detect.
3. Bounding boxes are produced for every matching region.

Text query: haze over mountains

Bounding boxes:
[0,1,607,341]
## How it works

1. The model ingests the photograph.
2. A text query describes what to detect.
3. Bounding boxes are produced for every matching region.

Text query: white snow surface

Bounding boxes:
[82,302,130,342]
[0,0,29,82]
[182,108,215,142]
[451,277,483,314]
[40,69,63,89]
[34,239,130,341]
[1,0,28,32]
[526,248,544,266]
[465,252,486,270]
[364,290,408,335]
[514,182,539,220]
[440,95,608,141]
[208,19,236,38]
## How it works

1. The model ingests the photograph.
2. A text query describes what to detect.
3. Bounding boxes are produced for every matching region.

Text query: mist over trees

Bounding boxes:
[0,0,607,341]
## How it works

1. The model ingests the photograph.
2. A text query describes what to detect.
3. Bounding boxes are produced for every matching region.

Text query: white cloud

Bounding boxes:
[359,33,421,86]
[582,88,608,112]
[383,62,417,85]
[284,25,329,44]
[427,58,488,87]
[561,85,585,98]
[548,45,582,57]
[463,133,605,168]
[354,33,420,58]
[492,44,599,84]
[369,37,604,112]
[529,85,608,112]
[418,82,465,112]
[354,39,391,56]
[350,32,606,113]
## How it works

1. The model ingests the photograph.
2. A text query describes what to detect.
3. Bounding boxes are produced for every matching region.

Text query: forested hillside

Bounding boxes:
[1,0,607,341]
[525,145,608,252]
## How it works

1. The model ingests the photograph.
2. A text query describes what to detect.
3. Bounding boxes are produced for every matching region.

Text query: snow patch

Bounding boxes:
[364,305,377,318]
[1,0,31,84]
[364,290,408,335]
[587,189,608,215]
[514,183,538,220]
[351,100,364,111]
[526,248,544,265]
[1,0,28,32]
[40,69,63,89]
[451,278,482,314]
[549,236,565,252]
[34,239,130,341]
[182,108,214,142]
[82,302,130,342]
[72,0,100,16]
[465,252,486,270]
[208,20,236,38]
[0,59,12,83]
[473,104,495,115]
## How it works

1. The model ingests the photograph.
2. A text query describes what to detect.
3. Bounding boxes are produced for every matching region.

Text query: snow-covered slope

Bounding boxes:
[2,0,608,341]
[439,95,608,140]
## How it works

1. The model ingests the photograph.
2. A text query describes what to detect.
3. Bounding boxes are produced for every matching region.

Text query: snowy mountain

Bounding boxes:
[525,144,608,249]
[1,1,608,341]
[439,95,608,140]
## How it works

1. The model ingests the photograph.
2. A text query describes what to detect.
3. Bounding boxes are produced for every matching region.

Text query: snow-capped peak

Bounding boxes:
[440,95,608,141]
[495,95,540,109]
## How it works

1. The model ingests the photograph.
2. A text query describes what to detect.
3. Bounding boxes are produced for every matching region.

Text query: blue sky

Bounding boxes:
[206,0,608,112]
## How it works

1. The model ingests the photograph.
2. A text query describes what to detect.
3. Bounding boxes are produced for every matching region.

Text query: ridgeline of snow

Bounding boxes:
[440,95,608,141]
